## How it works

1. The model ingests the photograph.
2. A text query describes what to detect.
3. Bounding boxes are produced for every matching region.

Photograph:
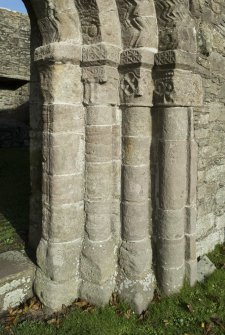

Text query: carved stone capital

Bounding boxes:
[82,66,119,105]
[34,42,81,65]
[155,50,196,70]
[153,70,203,107]
[120,48,155,68]
[120,67,153,107]
[82,43,121,67]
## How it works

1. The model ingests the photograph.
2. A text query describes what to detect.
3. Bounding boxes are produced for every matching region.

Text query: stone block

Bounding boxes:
[112,125,121,160]
[34,269,79,312]
[82,43,121,66]
[113,161,121,198]
[185,259,197,287]
[42,202,84,242]
[157,208,185,240]
[154,70,203,107]
[80,279,115,307]
[185,206,197,235]
[122,45,155,65]
[123,165,150,202]
[81,238,115,285]
[158,264,185,296]
[35,42,81,64]
[158,107,189,141]
[197,256,216,282]
[86,106,113,126]
[37,238,82,282]
[122,137,151,165]
[120,68,154,107]
[185,234,197,261]
[158,140,187,210]
[122,201,150,241]
[119,240,152,279]
[85,212,111,241]
[39,64,82,104]
[157,237,185,268]
[122,107,152,137]
[43,173,84,206]
[43,132,85,175]
[117,271,155,314]
[86,162,112,200]
[82,66,119,105]
[0,251,35,312]
[42,104,85,133]
[86,125,112,162]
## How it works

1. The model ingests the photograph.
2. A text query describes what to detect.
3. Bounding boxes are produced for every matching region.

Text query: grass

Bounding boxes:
[0,148,30,253]
[0,245,225,335]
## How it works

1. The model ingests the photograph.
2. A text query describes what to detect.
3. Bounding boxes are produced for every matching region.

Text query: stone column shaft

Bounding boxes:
[34,43,85,311]
[118,49,155,314]
[153,59,203,294]
[80,43,121,305]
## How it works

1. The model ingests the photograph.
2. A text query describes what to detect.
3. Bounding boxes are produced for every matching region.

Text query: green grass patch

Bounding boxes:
[0,148,30,253]
[1,245,225,335]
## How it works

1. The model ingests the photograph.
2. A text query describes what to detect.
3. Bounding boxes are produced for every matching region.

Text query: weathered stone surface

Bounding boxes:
[0,251,35,312]
[1,0,225,316]
[0,9,30,80]
[197,256,217,282]
[34,269,80,311]
[192,0,225,255]
[0,9,30,147]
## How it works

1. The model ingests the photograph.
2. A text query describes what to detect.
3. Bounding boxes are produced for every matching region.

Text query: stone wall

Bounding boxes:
[191,1,225,256]
[0,9,30,147]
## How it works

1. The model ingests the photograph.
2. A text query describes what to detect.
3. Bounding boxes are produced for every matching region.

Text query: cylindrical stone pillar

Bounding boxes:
[34,42,85,311]
[154,0,203,294]
[153,63,203,294]
[157,107,188,294]
[118,50,156,314]
[80,43,121,305]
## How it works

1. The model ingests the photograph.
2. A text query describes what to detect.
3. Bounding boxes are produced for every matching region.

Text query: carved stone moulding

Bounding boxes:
[82,66,119,105]
[155,50,196,70]
[120,48,155,68]
[153,70,203,107]
[120,67,154,107]
[75,0,102,45]
[158,25,197,53]
[82,43,121,67]
[34,42,81,65]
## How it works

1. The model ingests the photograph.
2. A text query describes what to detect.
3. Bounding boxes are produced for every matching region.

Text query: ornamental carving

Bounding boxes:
[121,70,142,97]
[75,0,101,45]
[116,0,154,48]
